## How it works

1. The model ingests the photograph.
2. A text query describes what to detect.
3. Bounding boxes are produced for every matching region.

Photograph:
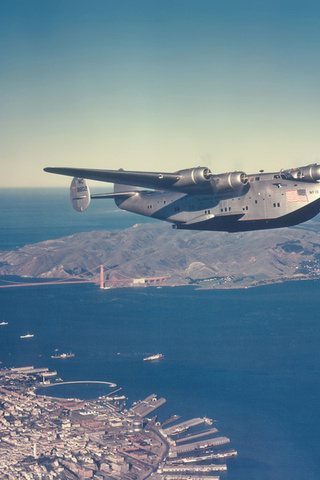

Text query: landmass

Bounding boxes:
[1,221,320,289]
[0,366,236,479]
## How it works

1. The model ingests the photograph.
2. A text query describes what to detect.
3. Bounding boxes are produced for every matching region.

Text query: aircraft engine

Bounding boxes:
[70,177,91,212]
[174,167,212,188]
[284,163,320,182]
[211,171,248,193]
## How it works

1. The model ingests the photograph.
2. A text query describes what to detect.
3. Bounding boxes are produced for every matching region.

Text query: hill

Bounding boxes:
[1,222,320,288]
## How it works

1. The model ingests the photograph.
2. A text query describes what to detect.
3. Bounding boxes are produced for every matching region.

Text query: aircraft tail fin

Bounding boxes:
[70,177,91,212]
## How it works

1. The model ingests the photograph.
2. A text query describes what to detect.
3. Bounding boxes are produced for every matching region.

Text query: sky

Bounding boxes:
[1,0,320,187]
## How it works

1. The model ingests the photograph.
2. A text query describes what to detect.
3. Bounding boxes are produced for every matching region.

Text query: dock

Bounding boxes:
[163,417,209,436]
[166,449,238,464]
[129,394,166,417]
[162,464,227,473]
[169,436,230,457]
[161,414,181,428]
[175,427,219,443]
[163,476,220,480]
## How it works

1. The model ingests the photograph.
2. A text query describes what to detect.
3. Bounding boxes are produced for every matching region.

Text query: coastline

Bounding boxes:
[2,222,320,293]
[1,271,320,292]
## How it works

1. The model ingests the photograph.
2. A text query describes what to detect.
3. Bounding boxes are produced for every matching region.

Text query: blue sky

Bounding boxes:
[1,0,320,187]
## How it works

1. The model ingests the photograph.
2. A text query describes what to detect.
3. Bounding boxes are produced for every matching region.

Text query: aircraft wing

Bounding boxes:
[44,167,180,191]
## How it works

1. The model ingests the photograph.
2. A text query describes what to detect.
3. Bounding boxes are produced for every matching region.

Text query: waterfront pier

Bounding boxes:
[130,393,166,417]
[175,427,219,443]
[169,436,231,457]
[163,476,220,480]
[162,463,227,473]
[162,417,210,436]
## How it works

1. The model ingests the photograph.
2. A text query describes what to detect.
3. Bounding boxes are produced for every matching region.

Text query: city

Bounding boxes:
[0,366,237,480]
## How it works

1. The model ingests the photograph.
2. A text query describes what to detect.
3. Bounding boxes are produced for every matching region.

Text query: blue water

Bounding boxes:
[1,189,320,480]
[0,188,158,250]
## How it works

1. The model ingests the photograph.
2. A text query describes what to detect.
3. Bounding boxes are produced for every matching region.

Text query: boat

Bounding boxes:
[20,333,34,339]
[0,322,8,326]
[143,353,164,361]
[42,371,57,377]
[51,352,75,359]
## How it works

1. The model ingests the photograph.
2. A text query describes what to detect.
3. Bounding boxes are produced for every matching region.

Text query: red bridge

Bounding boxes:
[0,265,168,289]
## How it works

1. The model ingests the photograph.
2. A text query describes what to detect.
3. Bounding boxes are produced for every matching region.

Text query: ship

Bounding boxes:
[20,333,34,339]
[51,352,75,359]
[0,322,8,326]
[42,371,58,377]
[143,353,164,362]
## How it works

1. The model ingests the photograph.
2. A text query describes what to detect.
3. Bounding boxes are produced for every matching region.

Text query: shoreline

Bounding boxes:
[1,272,320,292]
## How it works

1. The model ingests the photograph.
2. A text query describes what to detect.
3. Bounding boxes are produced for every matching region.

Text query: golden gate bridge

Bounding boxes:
[0,265,168,289]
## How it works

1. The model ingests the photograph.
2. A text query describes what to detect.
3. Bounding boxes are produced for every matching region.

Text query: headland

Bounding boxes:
[1,222,320,290]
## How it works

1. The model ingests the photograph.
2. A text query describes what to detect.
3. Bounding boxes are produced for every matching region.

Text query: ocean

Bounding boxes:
[1,189,320,480]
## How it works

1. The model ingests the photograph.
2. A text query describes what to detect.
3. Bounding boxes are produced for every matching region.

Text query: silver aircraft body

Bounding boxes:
[44,163,320,232]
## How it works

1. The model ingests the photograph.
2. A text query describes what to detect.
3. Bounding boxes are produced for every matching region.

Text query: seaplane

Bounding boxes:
[44,163,320,232]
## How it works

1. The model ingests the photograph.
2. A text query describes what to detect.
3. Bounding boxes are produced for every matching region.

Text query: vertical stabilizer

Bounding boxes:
[70,177,91,212]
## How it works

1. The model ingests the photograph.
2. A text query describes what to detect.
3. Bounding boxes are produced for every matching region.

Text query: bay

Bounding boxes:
[1,189,320,479]
[0,188,158,250]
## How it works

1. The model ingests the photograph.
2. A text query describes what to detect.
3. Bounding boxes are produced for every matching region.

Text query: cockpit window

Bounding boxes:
[273,174,280,179]
[281,172,293,180]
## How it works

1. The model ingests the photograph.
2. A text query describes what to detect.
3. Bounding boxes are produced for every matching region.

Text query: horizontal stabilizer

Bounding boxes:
[91,191,150,199]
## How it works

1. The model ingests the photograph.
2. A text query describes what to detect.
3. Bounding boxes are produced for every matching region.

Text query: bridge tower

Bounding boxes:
[100,265,104,289]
